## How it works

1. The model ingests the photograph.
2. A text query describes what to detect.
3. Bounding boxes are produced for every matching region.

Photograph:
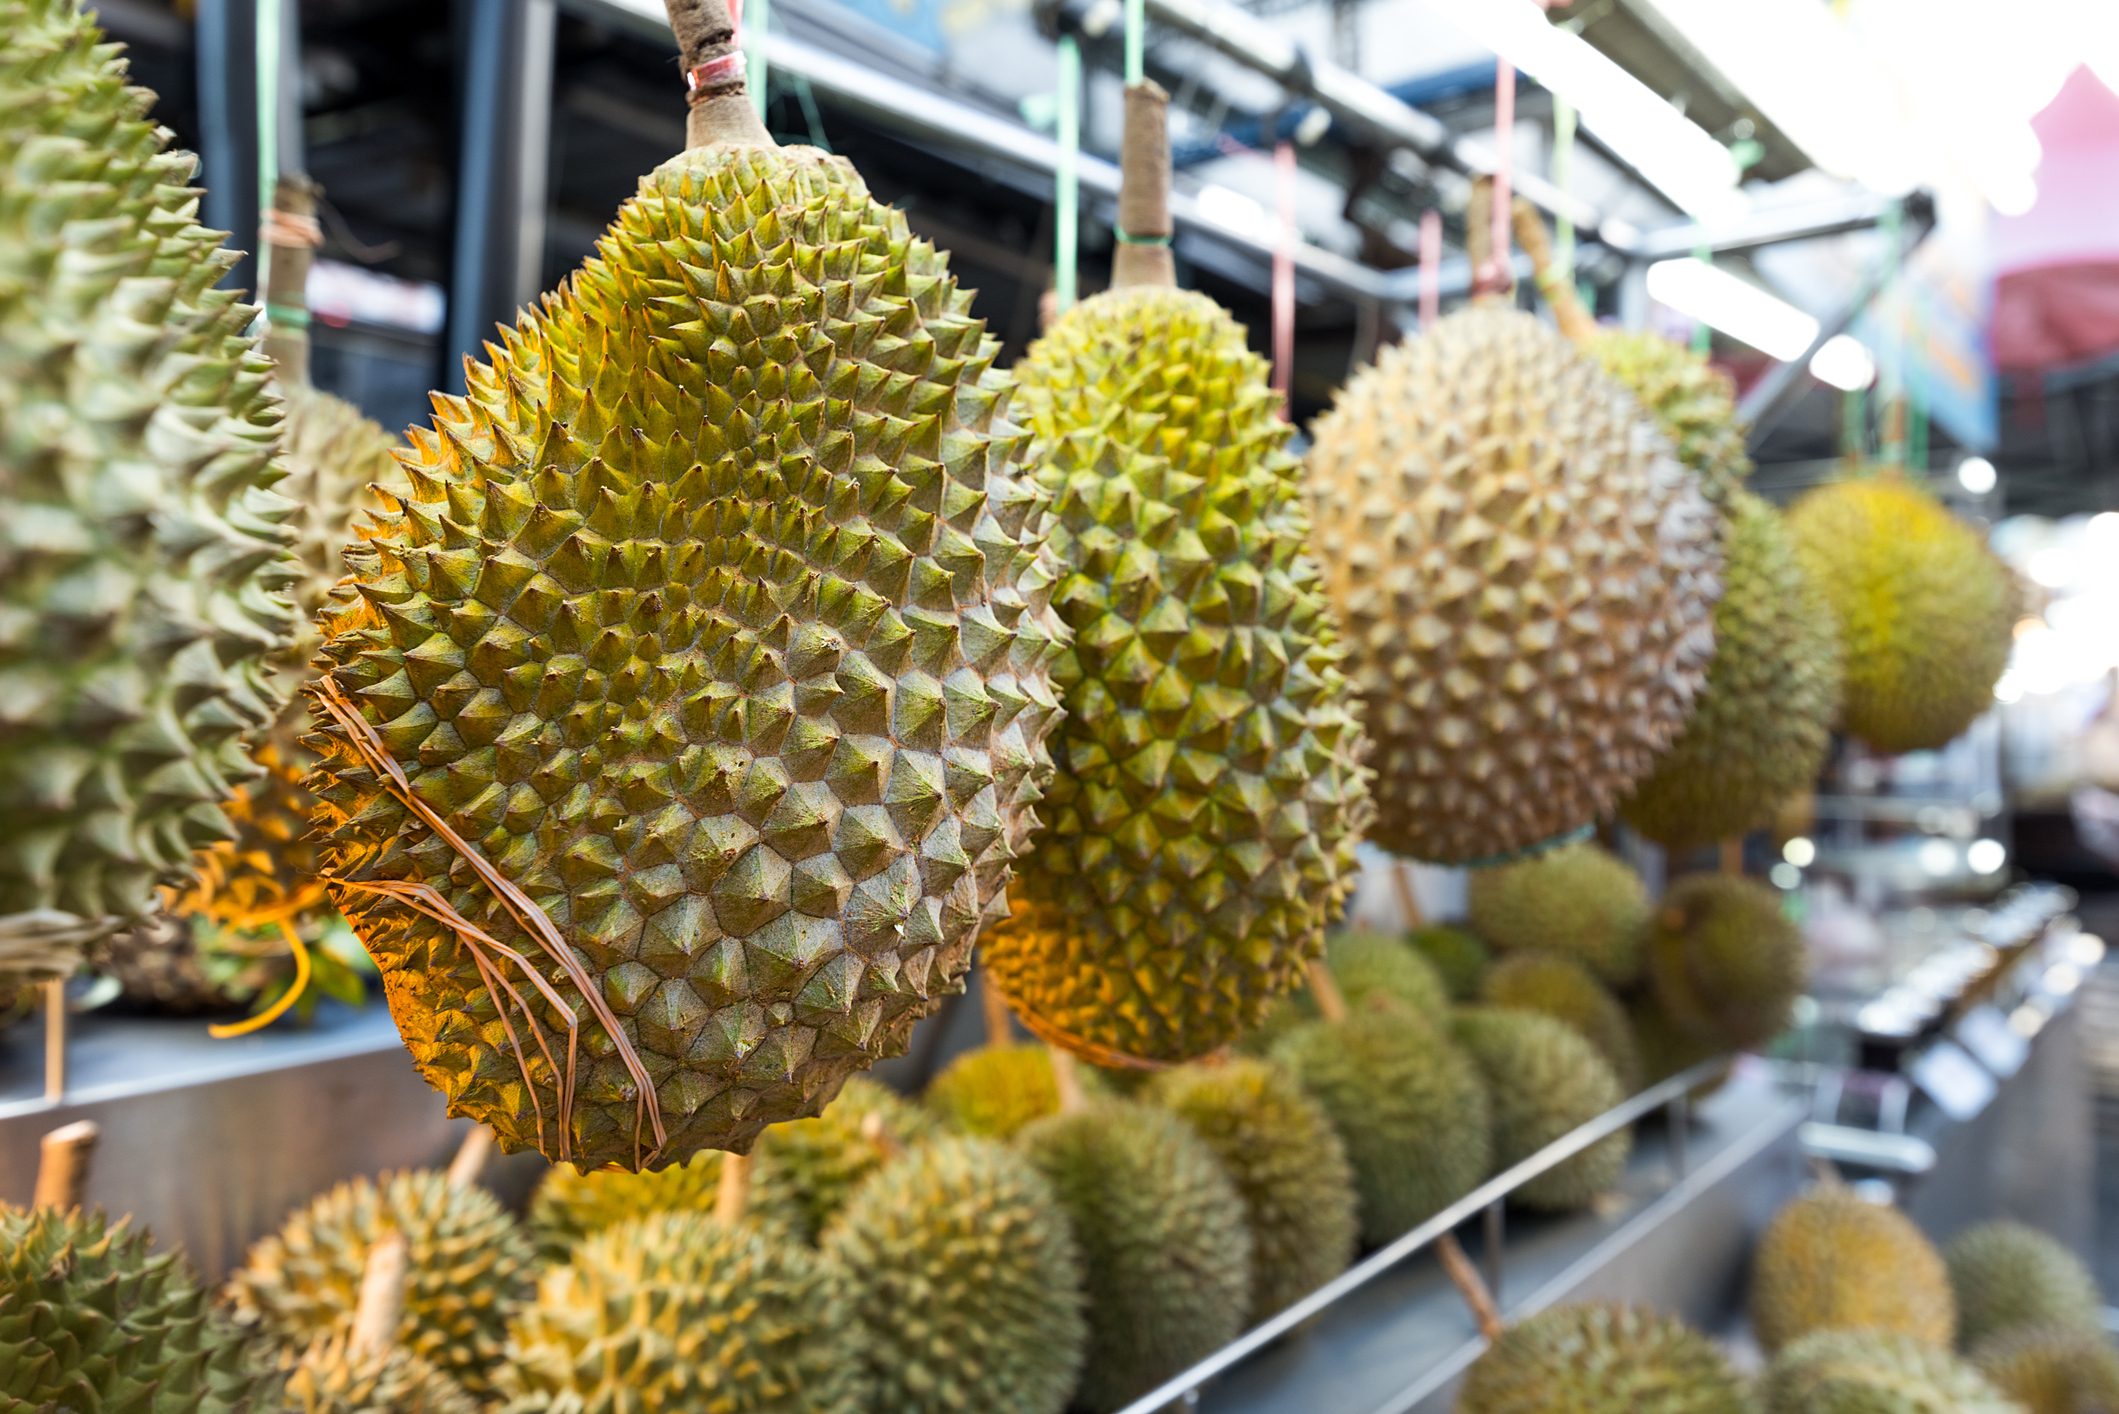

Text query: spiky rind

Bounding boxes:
[1408,923,1491,1001]
[1304,306,1721,863]
[1946,1222,2105,1350]
[1018,1102,1253,1414]
[497,1211,868,1413]
[1459,1301,1750,1414]
[0,1205,283,1412]
[1974,1324,2119,1414]
[1242,929,1450,1055]
[748,1075,940,1241]
[1761,1330,2018,1413]
[1272,1007,1491,1245]
[923,1042,1104,1140]
[1622,492,1843,848]
[1750,1187,1956,1354]
[306,142,1067,1166]
[1467,843,1649,987]
[226,1169,535,1394]
[1629,992,1731,1099]
[0,0,296,948]
[1481,951,1642,1093]
[1453,1007,1631,1212]
[1151,1057,1360,1323]
[1588,331,1752,503]
[282,1336,477,1414]
[528,1149,724,1262]
[823,1135,1087,1414]
[986,286,1370,1063]
[1787,474,2014,754]
[1646,874,1806,1052]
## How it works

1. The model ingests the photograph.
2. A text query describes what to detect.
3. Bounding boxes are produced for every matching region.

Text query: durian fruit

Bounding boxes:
[1453,1007,1631,1212]
[1760,1329,2020,1414]
[497,1209,869,1413]
[0,1204,283,1412]
[1018,1100,1253,1413]
[1620,492,1845,849]
[1150,1056,1359,1323]
[748,1074,939,1241]
[304,7,1066,1168]
[1467,842,1649,987]
[226,1169,536,1393]
[1481,951,1641,1093]
[924,1042,1103,1139]
[1272,1007,1491,1245]
[1303,184,1720,864]
[1974,1324,2119,1414]
[1408,922,1491,1001]
[1750,1185,1955,1354]
[1629,991,1732,1098]
[982,81,1370,1066]
[1242,928,1450,1054]
[1787,473,2015,753]
[527,1148,724,1260]
[821,1134,1087,1414]
[1458,1301,1750,1414]
[1645,874,1806,1052]
[1946,1221,2105,1349]
[282,1335,476,1414]
[0,0,296,971]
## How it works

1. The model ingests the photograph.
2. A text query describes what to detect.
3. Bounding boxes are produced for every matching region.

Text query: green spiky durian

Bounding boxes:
[1621,492,1844,848]
[1272,1007,1491,1245]
[1787,473,2014,754]
[1947,1222,2105,1349]
[982,278,1371,1064]
[1459,1301,1750,1414]
[0,0,296,973]
[1750,1186,1955,1354]
[748,1074,939,1241]
[1242,928,1449,1055]
[1408,923,1491,1001]
[527,1148,724,1261]
[497,1209,868,1413]
[1974,1324,2119,1413]
[1018,1101,1252,1413]
[1304,302,1721,865]
[1646,874,1806,1052]
[0,1205,283,1412]
[1629,991,1731,1098]
[924,1042,1107,1139]
[1481,951,1641,1094]
[1453,1007,1631,1212]
[822,1134,1087,1413]
[1151,1056,1359,1323]
[1761,1330,2019,1413]
[1467,843,1649,987]
[305,64,1066,1171]
[282,1336,476,1414]
[226,1169,535,1394]
[1585,332,1752,503]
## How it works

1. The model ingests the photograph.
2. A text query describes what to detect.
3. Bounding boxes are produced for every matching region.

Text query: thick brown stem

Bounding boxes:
[1719,839,1745,876]
[1049,1047,1087,1114]
[662,0,774,150]
[32,1120,97,1211]
[1391,863,1426,929]
[1509,197,1595,342]
[980,974,1015,1049]
[1307,958,1350,1024]
[42,979,64,1102]
[262,176,321,385]
[715,1151,752,1224]
[1465,176,1499,297]
[348,1233,409,1359]
[1113,80,1176,290]
[447,1127,494,1189]
[1437,1231,1505,1342]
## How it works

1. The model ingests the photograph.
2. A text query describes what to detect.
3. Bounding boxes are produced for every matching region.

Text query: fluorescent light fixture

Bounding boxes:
[1445,1,1745,221]
[1645,258,1817,361]
[1810,334,1876,392]
[1957,456,1997,495]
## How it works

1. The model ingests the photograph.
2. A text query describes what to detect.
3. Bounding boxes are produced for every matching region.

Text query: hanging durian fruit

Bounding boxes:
[1304,180,1720,864]
[980,81,1369,1066]
[304,0,1066,1168]
[0,0,297,985]
[1787,470,2014,753]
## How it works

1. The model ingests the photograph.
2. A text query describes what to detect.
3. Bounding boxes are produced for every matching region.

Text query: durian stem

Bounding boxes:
[1048,1047,1088,1114]
[348,1233,409,1359]
[1112,80,1176,290]
[663,0,775,150]
[1307,959,1350,1023]
[208,918,311,1039]
[41,978,64,1101]
[1464,175,1503,299]
[32,1120,98,1211]
[1719,839,1744,876]
[261,176,322,385]
[1435,1231,1505,1343]
[1391,862,1426,928]
[447,1126,495,1189]
[980,973,1015,1049]
[1509,197,1596,343]
[716,1151,753,1224]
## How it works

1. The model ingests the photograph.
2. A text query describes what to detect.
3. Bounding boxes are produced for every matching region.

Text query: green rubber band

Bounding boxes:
[1113,227,1173,247]
[266,303,313,329]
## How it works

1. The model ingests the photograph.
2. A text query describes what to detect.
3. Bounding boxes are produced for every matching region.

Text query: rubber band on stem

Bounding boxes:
[208,917,312,1039]
[1113,227,1172,246]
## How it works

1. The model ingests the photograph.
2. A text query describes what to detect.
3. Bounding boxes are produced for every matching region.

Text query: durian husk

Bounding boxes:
[923,1042,1107,1139]
[1749,1185,1955,1354]
[746,1074,940,1241]
[1645,874,1806,1053]
[1974,1323,2119,1414]
[1480,951,1642,1093]
[1945,1220,2105,1349]
[1760,1329,2019,1413]
[282,1334,477,1414]
[1467,842,1650,987]
[1453,1007,1631,1212]
[1459,1301,1750,1414]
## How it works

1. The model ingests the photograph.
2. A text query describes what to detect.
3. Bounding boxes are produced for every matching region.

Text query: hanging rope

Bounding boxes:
[1273,137,1297,420]
[1054,36,1082,313]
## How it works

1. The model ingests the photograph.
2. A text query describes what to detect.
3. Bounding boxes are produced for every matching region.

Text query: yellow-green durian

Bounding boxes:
[1750,1186,1955,1354]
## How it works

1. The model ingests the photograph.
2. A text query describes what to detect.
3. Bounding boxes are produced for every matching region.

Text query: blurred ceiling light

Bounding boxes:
[1783,836,1817,867]
[1956,456,1997,494]
[1918,838,1960,877]
[1810,334,1877,391]
[1645,258,1818,360]
[1193,182,1275,243]
[1967,838,2007,873]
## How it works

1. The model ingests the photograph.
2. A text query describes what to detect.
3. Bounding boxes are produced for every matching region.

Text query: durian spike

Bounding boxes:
[1391,863,1426,929]
[42,978,63,1101]
[980,974,1015,1049]
[1435,1230,1505,1343]
[1508,197,1597,344]
[262,176,324,384]
[1112,80,1176,290]
[1306,960,1350,1024]
[32,1120,97,1211]
[447,1126,495,1189]
[662,0,774,150]
[1048,1047,1087,1114]
[347,1232,409,1359]
[715,1152,753,1224]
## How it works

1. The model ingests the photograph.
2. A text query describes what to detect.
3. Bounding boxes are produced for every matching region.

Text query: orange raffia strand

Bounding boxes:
[207,916,313,1039]
[311,677,667,1167]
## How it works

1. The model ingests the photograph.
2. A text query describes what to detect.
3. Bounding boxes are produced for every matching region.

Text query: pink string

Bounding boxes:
[1487,0,1551,293]
[1273,139,1297,421]
[1420,209,1442,327]
[684,0,744,91]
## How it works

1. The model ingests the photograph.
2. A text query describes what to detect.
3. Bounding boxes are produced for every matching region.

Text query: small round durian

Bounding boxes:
[1974,1323,2119,1414]
[1749,1186,1955,1354]
[1407,923,1492,1002]
[1646,874,1807,1053]
[1480,951,1641,1094]
[1946,1221,2105,1349]
[925,1043,1105,1140]
[1760,1329,2018,1413]
[1467,843,1650,988]
[1452,1008,1631,1212]
[1459,1301,1749,1414]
